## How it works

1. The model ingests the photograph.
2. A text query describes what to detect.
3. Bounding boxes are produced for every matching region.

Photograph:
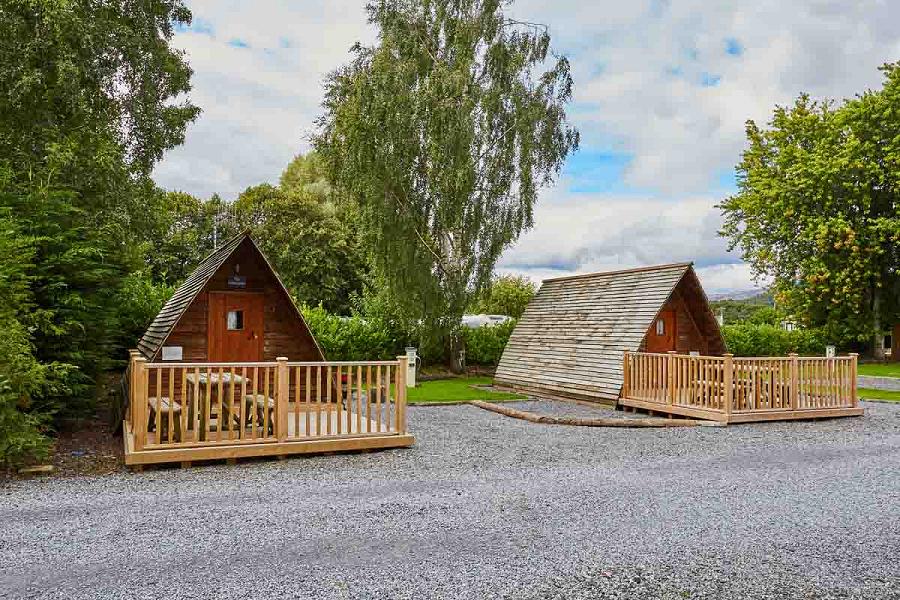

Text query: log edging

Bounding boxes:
[468,400,722,428]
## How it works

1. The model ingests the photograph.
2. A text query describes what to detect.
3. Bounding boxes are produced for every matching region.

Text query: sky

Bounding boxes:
[153,0,900,298]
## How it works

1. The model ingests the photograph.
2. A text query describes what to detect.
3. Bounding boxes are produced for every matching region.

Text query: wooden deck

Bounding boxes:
[124,354,414,466]
[620,351,863,424]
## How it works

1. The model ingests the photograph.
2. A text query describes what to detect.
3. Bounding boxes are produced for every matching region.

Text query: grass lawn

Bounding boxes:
[407,377,526,404]
[857,363,900,378]
[858,388,900,402]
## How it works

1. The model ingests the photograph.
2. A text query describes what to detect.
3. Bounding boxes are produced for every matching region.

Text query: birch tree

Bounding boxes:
[315,0,578,370]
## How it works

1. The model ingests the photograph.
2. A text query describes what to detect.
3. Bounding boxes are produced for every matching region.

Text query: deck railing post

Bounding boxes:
[622,350,630,399]
[723,353,734,419]
[127,350,139,426]
[133,356,147,451]
[849,353,858,408]
[396,355,408,433]
[667,351,676,406]
[789,353,799,410]
[276,357,289,441]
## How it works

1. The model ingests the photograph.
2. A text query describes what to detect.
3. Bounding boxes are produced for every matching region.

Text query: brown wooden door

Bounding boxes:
[208,292,265,362]
[646,309,676,353]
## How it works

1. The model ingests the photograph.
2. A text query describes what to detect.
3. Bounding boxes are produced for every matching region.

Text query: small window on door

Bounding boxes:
[227,310,244,330]
[656,318,665,336]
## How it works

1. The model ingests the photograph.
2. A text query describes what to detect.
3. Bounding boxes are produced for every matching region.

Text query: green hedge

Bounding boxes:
[722,323,830,357]
[301,306,516,366]
[460,320,516,365]
[301,306,403,361]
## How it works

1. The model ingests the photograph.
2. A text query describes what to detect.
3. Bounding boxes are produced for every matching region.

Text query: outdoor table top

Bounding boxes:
[185,371,247,386]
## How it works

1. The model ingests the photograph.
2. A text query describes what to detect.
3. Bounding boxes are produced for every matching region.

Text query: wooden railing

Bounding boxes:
[127,353,408,452]
[622,351,859,422]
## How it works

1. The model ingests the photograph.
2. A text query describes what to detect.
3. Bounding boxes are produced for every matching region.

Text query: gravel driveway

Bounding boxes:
[2,400,899,599]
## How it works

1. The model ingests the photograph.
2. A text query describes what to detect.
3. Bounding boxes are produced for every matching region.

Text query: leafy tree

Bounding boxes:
[720,63,900,358]
[471,274,536,318]
[0,0,199,428]
[140,190,239,285]
[315,0,579,370]
[233,184,367,313]
[280,152,334,202]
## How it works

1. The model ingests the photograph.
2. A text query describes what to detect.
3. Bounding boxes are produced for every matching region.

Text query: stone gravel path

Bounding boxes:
[2,400,899,599]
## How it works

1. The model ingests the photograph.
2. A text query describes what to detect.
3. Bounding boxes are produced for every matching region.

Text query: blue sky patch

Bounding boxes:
[228,38,250,49]
[725,38,744,56]
[175,17,214,36]
[563,149,633,193]
[715,168,739,192]
[700,72,722,87]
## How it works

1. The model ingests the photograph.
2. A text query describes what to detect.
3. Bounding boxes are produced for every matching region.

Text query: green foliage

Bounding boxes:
[722,324,830,357]
[471,275,536,318]
[0,0,199,211]
[709,294,773,325]
[315,0,579,367]
[112,273,175,361]
[233,182,368,314]
[301,305,403,361]
[3,190,127,418]
[0,0,199,450]
[279,152,334,201]
[0,213,63,467]
[460,321,516,365]
[139,191,236,285]
[0,380,51,470]
[720,63,900,357]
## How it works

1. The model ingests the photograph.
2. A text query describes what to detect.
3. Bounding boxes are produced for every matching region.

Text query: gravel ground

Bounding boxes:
[2,400,899,600]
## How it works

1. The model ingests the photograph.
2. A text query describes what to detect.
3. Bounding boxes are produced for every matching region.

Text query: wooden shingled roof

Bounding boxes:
[494,262,704,403]
[137,232,248,360]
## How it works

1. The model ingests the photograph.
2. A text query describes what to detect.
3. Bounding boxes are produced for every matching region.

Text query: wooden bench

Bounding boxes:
[244,394,275,436]
[147,397,183,443]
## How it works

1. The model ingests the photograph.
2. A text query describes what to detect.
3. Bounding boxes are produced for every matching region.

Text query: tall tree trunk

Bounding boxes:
[449,332,465,374]
[873,286,886,361]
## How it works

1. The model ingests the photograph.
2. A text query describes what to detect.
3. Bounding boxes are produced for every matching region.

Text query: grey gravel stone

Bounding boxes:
[1,400,898,599]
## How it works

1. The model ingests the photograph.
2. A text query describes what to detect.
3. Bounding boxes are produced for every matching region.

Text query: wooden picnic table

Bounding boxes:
[185,371,248,441]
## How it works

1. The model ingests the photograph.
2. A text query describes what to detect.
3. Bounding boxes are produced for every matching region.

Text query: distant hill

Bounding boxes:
[707,289,770,302]
[709,292,775,325]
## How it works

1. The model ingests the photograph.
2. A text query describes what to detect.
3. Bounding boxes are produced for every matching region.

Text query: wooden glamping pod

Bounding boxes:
[495,262,862,423]
[124,231,413,467]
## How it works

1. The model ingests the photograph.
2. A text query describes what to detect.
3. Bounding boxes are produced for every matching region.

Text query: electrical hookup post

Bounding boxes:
[405,347,420,387]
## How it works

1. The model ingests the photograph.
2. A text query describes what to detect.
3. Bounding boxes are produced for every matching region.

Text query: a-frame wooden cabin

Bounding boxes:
[125,231,413,468]
[137,231,324,364]
[494,263,726,404]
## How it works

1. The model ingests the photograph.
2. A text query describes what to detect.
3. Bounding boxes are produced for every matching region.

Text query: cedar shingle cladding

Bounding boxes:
[494,263,726,403]
[137,231,324,362]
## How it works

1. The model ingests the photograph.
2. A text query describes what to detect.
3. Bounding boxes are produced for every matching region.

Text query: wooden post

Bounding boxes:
[276,357,289,441]
[396,355,408,433]
[133,356,147,451]
[789,353,799,410]
[849,353,858,407]
[667,351,676,406]
[622,350,630,399]
[723,353,734,419]
[126,350,140,424]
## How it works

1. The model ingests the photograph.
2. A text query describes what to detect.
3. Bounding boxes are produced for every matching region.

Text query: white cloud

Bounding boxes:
[153,0,900,296]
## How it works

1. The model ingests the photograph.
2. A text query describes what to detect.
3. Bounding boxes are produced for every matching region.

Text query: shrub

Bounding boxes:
[722,323,831,357]
[301,305,403,361]
[0,379,50,470]
[460,320,516,365]
[112,272,175,362]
